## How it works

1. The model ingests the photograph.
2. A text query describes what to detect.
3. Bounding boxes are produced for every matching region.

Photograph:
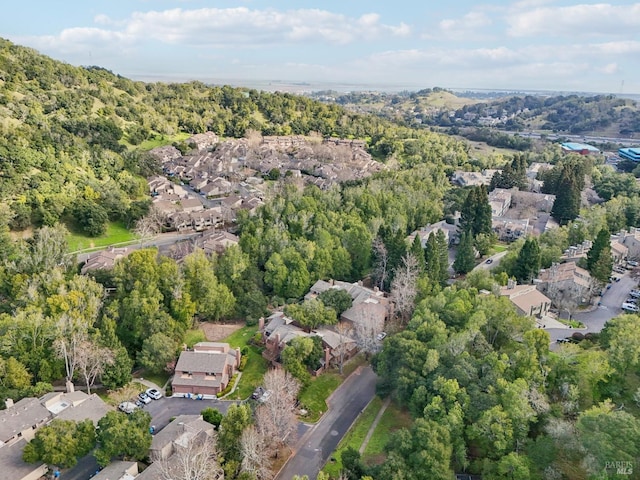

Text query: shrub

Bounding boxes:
[238,356,248,371]
[216,374,238,398]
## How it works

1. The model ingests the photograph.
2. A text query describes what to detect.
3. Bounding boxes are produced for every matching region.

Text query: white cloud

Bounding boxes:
[507,3,640,37]
[600,62,618,74]
[439,11,492,33]
[69,7,410,48]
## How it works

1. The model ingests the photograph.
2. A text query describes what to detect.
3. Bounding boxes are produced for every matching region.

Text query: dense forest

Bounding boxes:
[2,37,640,480]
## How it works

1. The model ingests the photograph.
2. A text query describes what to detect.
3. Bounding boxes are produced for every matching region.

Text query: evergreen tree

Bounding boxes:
[587,228,613,283]
[435,230,451,285]
[514,238,541,284]
[410,234,425,272]
[459,186,492,237]
[424,233,441,281]
[489,154,528,191]
[454,232,475,274]
[551,167,581,225]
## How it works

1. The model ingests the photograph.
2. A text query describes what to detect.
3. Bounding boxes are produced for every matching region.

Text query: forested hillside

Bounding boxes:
[0,38,468,235]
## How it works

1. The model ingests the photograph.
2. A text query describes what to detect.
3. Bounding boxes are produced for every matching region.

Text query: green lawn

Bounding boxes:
[66,221,137,253]
[363,402,412,459]
[138,371,171,390]
[136,132,191,151]
[184,329,207,348]
[221,325,268,400]
[298,373,343,423]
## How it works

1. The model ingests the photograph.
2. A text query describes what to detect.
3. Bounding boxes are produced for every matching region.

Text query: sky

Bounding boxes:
[1,1,639,94]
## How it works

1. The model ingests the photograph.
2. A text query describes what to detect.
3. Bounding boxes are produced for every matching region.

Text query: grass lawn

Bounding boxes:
[322,396,383,478]
[138,371,171,390]
[298,373,343,423]
[362,402,412,460]
[221,325,268,400]
[136,132,191,151]
[184,329,207,348]
[66,221,137,253]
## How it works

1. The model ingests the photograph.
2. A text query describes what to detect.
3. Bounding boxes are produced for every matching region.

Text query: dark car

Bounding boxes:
[251,387,265,400]
[485,258,493,264]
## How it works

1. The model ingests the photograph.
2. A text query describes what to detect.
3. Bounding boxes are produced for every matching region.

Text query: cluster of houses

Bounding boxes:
[261,280,391,373]
[0,383,110,480]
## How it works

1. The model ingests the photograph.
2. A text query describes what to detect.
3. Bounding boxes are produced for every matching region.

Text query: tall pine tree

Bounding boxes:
[587,228,613,283]
[514,237,541,284]
[454,231,475,274]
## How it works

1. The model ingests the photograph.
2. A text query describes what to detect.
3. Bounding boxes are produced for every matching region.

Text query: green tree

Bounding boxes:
[281,336,315,385]
[72,199,109,237]
[284,299,337,331]
[23,419,96,468]
[138,332,176,374]
[453,231,475,274]
[218,403,253,470]
[318,288,353,317]
[459,186,492,237]
[551,166,581,225]
[95,410,152,467]
[201,407,223,429]
[513,237,541,283]
[586,228,612,284]
[182,249,235,321]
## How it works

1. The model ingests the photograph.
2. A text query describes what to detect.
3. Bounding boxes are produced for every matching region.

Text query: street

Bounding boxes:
[275,366,378,480]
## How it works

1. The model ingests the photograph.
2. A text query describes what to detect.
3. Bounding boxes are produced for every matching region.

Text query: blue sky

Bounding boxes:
[2,1,639,93]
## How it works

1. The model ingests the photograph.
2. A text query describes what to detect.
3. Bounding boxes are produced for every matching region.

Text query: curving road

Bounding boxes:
[276,366,377,480]
[546,270,637,344]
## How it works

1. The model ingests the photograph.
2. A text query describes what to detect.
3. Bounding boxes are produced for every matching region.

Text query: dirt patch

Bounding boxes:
[199,321,244,342]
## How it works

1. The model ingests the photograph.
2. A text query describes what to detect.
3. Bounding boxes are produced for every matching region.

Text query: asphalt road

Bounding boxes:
[473,250,508,272]
[276,366,378,480]
[546,269,638,345]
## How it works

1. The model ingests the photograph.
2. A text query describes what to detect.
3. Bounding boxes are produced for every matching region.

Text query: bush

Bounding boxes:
[238,356,248,372]
[241,346,249,356]
[216,374,238,398]
[251,332,263,345]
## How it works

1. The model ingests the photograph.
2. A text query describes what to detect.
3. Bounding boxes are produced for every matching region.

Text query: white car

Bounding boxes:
[118,402,138,414]
[629,290,640,298]
[376,332,387,341]
[622,303,639,312]
[138,392,152,404]
[146,388,162,400]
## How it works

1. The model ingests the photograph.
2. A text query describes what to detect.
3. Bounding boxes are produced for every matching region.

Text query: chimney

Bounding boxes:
[66,379,75,393]
[324,347,331,369]
[236,347,241,368]
[507,278,516,290]
[258,317,265,331]
[5,398,14,409]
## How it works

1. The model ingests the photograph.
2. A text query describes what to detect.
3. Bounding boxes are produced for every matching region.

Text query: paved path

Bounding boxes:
[275,366,378,480]
[359,397,390,454]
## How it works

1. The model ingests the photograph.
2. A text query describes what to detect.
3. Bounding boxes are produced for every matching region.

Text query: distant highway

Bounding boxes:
[502,130,638,147]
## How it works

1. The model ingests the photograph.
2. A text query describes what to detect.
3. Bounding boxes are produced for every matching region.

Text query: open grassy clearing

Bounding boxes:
[220,325,268,400]
[66,221,136,252]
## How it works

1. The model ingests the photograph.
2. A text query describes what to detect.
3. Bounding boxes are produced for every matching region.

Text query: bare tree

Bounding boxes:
[134,211,162,245]
[240,425,272,480]
[54,313,89,382]
[157,432,223,480]
[353,308,385,359]
[334,322,353,375]
[256,369,300,455]
[372,237,389,290]
[75,340,114,394]
[390,253,420,324]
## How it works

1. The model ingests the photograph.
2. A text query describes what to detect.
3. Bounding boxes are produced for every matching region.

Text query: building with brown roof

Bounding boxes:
[81,247,133,275]
[149,414,214,461]
[499,281,552,318]
[537,262,594,306]
[172,343,241,398]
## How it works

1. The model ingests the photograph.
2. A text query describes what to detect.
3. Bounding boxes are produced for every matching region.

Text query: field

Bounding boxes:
[66,221,137,253]
[136,132,191,151]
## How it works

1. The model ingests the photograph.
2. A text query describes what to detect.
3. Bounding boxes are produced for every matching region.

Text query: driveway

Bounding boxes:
[546,270,637,344]
[473,250,508,272]
[275,366,377,480]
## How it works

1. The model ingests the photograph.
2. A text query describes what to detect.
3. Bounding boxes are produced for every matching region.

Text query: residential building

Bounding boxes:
[172,343,241,398]
[407,220,458,247]
[186,132,219,151]
[81,247,133,275]
[198,230,240,255]
[451,169,498,187]
[488,188,512,217]
[0,398,51,446]
[149,415,214,461]
[500,281,552,318]
[613,228,640,259]
[492,217,530,242]
[92,461,138,480]
[0,439,47,480]
[537,262,593,306]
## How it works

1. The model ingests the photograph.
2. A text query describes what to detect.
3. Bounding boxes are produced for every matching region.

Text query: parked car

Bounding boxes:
[138,392,152,404]
[118,402,138,414]
[485,258,493,264]
[622,303,640,312]
[556,338,572,344]
[629,290,640,298]
[251,387,265,400]
[627,260,638,268]
[625,298,638,304]
[146,388,162,400]
[376,332,387,341]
